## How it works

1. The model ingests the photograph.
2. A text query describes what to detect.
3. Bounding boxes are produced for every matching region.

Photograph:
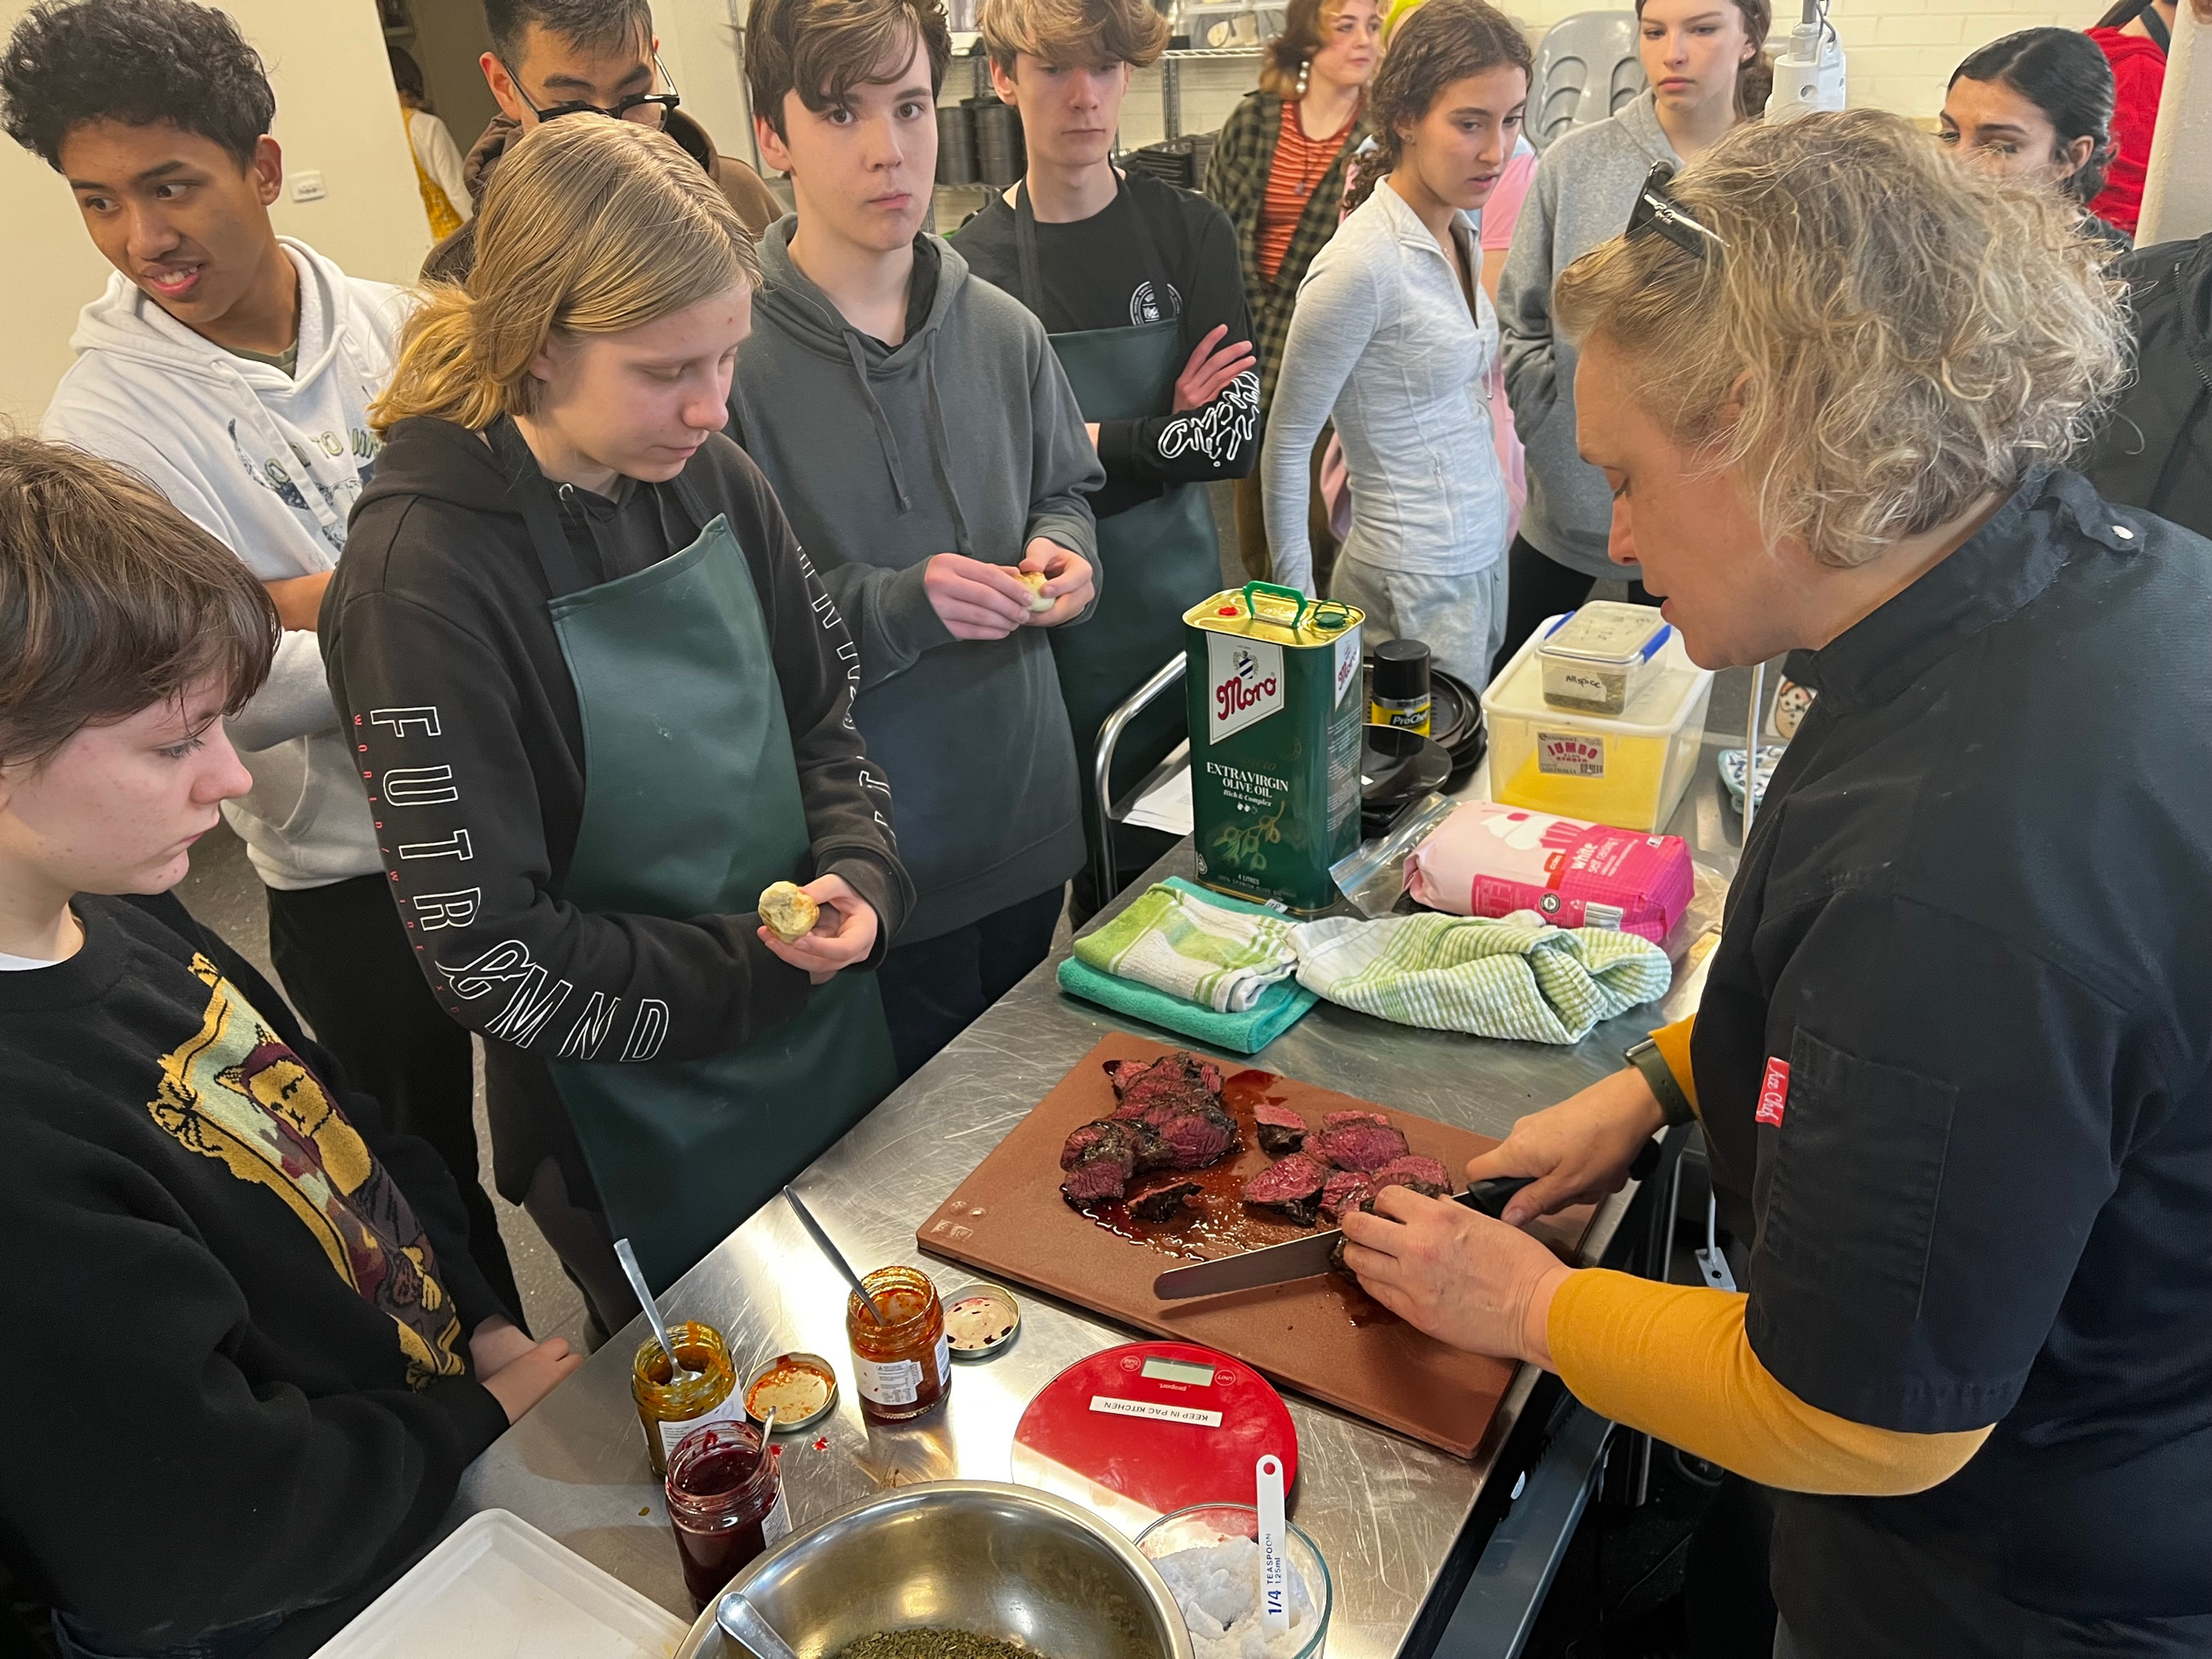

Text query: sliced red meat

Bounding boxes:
[1062,1149,1133,1206]
[1315,1118,1410,1172]
[1060,1118,1119,1170]
[1369,1154,1450,1192]
[1105,1052,1227,1118]
[1130,1180,1202,1223]
[1322,1110,1392,1130]
[1317,1169,1371,1223]
[1149,1102,1239,1170]
[1241,1153,1328,1226]
[1254,1101,1310,1156]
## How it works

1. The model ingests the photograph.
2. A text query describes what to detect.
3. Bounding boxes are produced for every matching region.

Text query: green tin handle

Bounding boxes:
[1239,581,1354,634]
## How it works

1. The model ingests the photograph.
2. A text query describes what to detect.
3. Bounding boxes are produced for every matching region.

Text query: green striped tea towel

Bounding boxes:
[1294,909,1671,1043]
[1072,880,1302,1012]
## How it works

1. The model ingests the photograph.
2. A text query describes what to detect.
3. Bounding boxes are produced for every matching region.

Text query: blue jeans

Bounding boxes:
[51,1609,284,1659]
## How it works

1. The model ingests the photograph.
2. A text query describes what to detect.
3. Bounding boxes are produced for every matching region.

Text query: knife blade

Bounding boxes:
[1151,1177,1535,1302]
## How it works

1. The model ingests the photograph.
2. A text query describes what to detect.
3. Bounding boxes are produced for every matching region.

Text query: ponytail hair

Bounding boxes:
[1348,0,1529,211]
[371,119,758,435]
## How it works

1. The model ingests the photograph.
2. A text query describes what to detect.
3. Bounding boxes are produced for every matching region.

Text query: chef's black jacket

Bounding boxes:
[1690,468,2212,1655]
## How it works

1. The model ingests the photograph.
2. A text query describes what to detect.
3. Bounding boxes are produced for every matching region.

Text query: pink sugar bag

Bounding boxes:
[1404,801,1693,943]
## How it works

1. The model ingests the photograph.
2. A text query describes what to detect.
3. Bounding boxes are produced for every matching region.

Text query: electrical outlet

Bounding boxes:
[289,171,327,203]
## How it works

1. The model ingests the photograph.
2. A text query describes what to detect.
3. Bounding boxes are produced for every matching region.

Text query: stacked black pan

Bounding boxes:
[937,104,979,185]
[966,97,1026,188]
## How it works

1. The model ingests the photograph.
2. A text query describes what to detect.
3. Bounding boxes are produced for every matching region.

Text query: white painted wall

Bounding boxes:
[0,0,428,422]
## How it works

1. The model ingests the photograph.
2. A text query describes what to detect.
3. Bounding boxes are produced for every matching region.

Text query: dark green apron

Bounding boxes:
[499,422,897,1293]
[1013,180,1224,893]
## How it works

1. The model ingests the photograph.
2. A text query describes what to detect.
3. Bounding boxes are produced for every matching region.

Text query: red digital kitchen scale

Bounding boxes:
[1011,1341,1299,1536]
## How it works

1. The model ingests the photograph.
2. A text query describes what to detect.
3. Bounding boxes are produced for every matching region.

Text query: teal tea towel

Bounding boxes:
[1294,909,1672,1043]
[1073,879,1302,1011]
[1058,879,1318,1054]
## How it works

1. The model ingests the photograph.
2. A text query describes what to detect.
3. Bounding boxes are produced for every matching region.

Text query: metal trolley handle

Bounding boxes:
[1092,654,1189,904]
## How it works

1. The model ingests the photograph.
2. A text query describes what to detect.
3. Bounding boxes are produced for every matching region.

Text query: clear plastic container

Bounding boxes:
[1536,602,1671,716]
[1135,1503,1331,1659]
[1482,616,1713,832]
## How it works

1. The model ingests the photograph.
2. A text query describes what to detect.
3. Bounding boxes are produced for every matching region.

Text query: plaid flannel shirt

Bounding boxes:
[1205,90,1372,410]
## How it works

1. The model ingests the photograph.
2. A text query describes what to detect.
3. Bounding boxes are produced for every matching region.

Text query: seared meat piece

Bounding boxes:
[1315,1116,1410,1172]
[1317,1169,1371,1223]
[1130,1180,1202,1223]
[1105,1052,1228,1118]
[1254,1101,1310,1156]
[1369,1154,1449,1191]
[1060,1117,1171,1206]
[1241,1153,1329,1227]
[1148,1102,1240,1170]
[1330,1173,1453,1275]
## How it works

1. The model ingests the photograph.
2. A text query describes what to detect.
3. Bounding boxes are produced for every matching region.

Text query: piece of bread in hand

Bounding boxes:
[1019,570,1055,613]
[758,880,819,942]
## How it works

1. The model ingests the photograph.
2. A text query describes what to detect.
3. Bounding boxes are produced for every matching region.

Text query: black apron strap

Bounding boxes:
[1012,173,1179,336]
[2145,4,2170,48]
[488,416,594,599]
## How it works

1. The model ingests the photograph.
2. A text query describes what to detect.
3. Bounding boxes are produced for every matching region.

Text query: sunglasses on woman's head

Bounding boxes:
[1625,161,1724,261]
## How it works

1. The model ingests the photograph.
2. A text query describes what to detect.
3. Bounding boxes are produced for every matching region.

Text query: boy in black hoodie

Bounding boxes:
[0,437,578,1659]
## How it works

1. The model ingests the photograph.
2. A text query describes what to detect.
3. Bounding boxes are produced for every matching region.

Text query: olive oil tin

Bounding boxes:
[1185,583,1365,915]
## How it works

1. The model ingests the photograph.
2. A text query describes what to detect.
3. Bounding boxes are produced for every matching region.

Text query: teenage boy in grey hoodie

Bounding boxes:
[733,0,1102,1079]
[2,0,518,1312]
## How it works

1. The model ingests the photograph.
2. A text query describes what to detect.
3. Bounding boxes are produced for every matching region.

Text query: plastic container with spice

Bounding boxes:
[1535,603,1671,716]
[632,1321,744,1479]
[664,1418,792,1609]
[847,1265,952,1424]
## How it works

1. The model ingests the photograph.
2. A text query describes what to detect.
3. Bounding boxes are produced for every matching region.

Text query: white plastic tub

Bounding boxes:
[1481,615,1714,832]
[315,1509,687,1659]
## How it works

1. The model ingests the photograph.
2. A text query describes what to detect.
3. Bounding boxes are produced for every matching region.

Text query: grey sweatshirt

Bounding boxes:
[728,221,1104,942]
[1497,92,1680,579]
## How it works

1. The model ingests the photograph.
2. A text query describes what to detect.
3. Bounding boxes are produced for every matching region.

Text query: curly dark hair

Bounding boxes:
[0,0,274,173]
[1346,0,1530,211]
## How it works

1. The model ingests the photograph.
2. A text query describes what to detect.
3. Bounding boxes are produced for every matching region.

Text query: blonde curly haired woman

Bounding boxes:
[1339,111,2212,1657]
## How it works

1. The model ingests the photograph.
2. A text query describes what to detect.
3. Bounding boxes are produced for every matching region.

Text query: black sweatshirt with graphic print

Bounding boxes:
[324,419,911,1205]
[953,172,1258,518]
[0,893,511,1654]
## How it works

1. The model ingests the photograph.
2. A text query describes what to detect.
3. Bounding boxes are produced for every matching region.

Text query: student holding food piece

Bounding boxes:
[1342,112,2212,1655]
[322,118,911,1325]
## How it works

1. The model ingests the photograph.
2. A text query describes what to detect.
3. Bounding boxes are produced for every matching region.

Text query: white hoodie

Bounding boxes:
[42,239,406,891]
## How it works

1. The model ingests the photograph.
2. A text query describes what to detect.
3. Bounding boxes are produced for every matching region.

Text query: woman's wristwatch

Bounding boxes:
[1624,1036,1696,1127]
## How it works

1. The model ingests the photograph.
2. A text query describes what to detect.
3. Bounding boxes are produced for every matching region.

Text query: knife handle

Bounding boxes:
[1460,1138,1667,1221]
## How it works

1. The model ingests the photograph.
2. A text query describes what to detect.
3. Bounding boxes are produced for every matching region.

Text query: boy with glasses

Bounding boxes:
[733,0,1103,1077]
[422,0,780,282]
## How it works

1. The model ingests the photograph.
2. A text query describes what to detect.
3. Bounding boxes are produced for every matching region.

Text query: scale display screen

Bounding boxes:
[1141,1356,1216,1386]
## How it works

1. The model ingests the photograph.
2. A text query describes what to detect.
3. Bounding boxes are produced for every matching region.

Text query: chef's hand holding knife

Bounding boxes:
[757,873,879,986]
[1338,1067,1670,1367]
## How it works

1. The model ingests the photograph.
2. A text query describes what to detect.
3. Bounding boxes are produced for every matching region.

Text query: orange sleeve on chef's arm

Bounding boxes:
[1548,1270,1991,1496]
[1648,1016,1699,1114]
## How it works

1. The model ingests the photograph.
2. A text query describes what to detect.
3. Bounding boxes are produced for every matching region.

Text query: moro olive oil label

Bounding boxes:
[1186,583,1364,915]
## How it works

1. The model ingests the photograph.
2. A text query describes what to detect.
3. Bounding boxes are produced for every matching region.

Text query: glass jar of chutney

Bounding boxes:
[632,1319,742,1478]
[664,1419,792,1608]
[846,1265,951,1424]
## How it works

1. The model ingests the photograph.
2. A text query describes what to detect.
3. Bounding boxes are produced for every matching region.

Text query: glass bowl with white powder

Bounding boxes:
[1134,1503,1332,1659]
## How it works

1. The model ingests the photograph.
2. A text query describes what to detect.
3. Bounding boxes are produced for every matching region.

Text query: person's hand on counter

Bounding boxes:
[924,552,1038,639]
[1339,1188,1572,1369]
[1019,539,1094,627]
[472,1317,585,1424]
[1463,1067,1667,1227]
[757,872,879,985]
[1173,324,1257,413]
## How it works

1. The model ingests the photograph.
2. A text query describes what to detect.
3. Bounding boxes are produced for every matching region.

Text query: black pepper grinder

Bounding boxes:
[1369,639,1433,736]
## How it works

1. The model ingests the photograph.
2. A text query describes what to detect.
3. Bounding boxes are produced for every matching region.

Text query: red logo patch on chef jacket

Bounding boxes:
[1755,1057,1791,1126]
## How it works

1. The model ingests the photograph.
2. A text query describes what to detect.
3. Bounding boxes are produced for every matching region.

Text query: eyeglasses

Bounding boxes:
[504,53,681,126]
[1625,161,1724,262]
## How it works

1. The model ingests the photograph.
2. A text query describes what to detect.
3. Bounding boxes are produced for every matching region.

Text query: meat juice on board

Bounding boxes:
[1185,584,1364,915]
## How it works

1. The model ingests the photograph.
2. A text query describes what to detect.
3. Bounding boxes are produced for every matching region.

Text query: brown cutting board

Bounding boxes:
[917,1032,1588,1459]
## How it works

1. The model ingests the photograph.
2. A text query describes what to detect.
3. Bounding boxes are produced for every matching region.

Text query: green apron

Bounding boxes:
[1013,180,1225,895]
[497,421,897,1293]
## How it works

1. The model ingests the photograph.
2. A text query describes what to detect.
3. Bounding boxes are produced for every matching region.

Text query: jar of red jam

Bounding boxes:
[632,1320,741,1479]
[664,1419,792,1609]
[846,1264,951,1424]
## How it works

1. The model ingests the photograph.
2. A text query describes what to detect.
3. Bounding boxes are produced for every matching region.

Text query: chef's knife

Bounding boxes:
[1151,1177,1536,1302]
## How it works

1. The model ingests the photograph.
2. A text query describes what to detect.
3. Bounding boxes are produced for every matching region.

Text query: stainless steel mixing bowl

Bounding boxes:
[673,1480,1195,1659]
